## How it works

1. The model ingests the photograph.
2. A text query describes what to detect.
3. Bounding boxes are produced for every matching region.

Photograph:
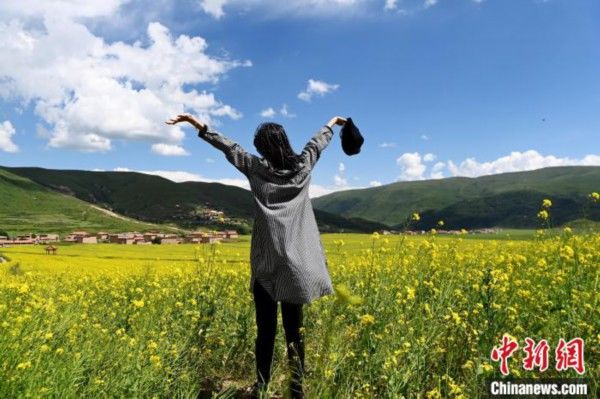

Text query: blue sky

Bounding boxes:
[0,0,599,197]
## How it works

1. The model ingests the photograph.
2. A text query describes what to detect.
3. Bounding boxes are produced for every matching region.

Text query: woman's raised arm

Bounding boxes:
[301,116,346,169]
[165,114,258,176]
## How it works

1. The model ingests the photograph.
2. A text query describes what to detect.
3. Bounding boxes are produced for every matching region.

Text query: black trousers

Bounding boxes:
[252,279,305,395]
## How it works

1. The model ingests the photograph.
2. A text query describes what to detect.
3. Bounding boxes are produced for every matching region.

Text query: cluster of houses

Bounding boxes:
[0,230,239,246]
[379,228,499,235]
[0,233,60,246]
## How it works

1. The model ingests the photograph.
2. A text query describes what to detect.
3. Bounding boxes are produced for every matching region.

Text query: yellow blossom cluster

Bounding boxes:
[0,231,599,397]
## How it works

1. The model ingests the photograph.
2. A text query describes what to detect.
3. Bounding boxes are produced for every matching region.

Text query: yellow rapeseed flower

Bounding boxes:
[542,199,552,208]
[132,299,145,308]
[16,361,32,370]
[334,284,363,305]
[150,355,161,367]
[426,388,442,399]
[560,245,574,260]
[359,314,375,326]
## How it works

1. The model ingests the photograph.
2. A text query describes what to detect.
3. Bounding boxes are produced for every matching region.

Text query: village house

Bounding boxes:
[160,235,181,245]
[16,234,35,241]
[76,236,98,244]
[184,231,208,244]
[64,231,90,242]
[12,238,36,245]
[96,232,109,242]
[201,235,221,244]
[109,233,136,245]
[199,209,225,220]
[212,231,227,240]
[224,230,239,239]
[143,232,165,242]
[37,233,60,244]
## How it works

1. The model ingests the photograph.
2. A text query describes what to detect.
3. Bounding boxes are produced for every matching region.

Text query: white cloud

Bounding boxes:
[333,161,350,187]
[396,152,427,181]
[310,182,363,198]
[111,167,358,198]
[0,120,19,153]
[199,0,228,19]
[260,107,276,118]
[113,167,250,189]
[151,143,190,157]
[379,142,397,148]
[393,149,600,181]
[211,177,250,190]
[424,0,437,8]
[298,79,340,102]
[430,161,445,179]
[447,150,600,178]
[0,0,126,19]
[0,8,250,153]
[280,104,296,118]
[384,0,397,10]
[196,0,365,20]
[420,134,429,141]
[369,180,382,187]
[334,174,348,186]
[423,153,436,162]
[205,157,215,163]
[309,184,336,198]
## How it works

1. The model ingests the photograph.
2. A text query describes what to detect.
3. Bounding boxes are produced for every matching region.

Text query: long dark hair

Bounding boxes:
[253,122,302,170]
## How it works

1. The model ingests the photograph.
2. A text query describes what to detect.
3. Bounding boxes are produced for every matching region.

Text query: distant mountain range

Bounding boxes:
[0,168,164,235]
[0,166,388,234]
[312,166,600,229]
[1,165,598,235]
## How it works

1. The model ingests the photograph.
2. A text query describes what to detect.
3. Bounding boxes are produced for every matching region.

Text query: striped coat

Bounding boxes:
[198,125,335,304]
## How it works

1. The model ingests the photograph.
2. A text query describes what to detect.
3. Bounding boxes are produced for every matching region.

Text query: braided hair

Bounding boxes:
[253,122,302,170]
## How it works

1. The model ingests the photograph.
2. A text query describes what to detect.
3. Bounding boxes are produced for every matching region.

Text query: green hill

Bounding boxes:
[0,168,168,236]
[312,166,600,229]
[1,166,388,234]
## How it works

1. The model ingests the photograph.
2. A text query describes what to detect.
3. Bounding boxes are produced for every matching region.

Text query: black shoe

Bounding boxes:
[249,381,268,399]
[289,379,304,399]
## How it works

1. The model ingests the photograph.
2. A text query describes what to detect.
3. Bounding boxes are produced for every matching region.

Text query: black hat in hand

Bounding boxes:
[340,117,364,156]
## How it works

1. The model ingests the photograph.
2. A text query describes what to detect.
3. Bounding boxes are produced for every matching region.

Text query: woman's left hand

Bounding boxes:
[326,116,347,129]
[165,114,205,131]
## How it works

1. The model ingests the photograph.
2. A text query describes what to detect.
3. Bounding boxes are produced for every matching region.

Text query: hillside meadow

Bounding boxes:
[0,232,598,398]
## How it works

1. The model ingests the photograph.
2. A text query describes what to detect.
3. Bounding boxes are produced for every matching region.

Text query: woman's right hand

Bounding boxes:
[165,113,206,131]
[326,116,347,129]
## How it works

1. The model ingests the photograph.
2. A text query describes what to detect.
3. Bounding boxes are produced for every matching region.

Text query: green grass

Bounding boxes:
[313,166,600,228]
[0,169,176,236]
[2,166,386,233]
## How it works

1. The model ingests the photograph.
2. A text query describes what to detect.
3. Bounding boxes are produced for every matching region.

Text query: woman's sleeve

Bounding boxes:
[301,125,334,169]
[198,127,258,176]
